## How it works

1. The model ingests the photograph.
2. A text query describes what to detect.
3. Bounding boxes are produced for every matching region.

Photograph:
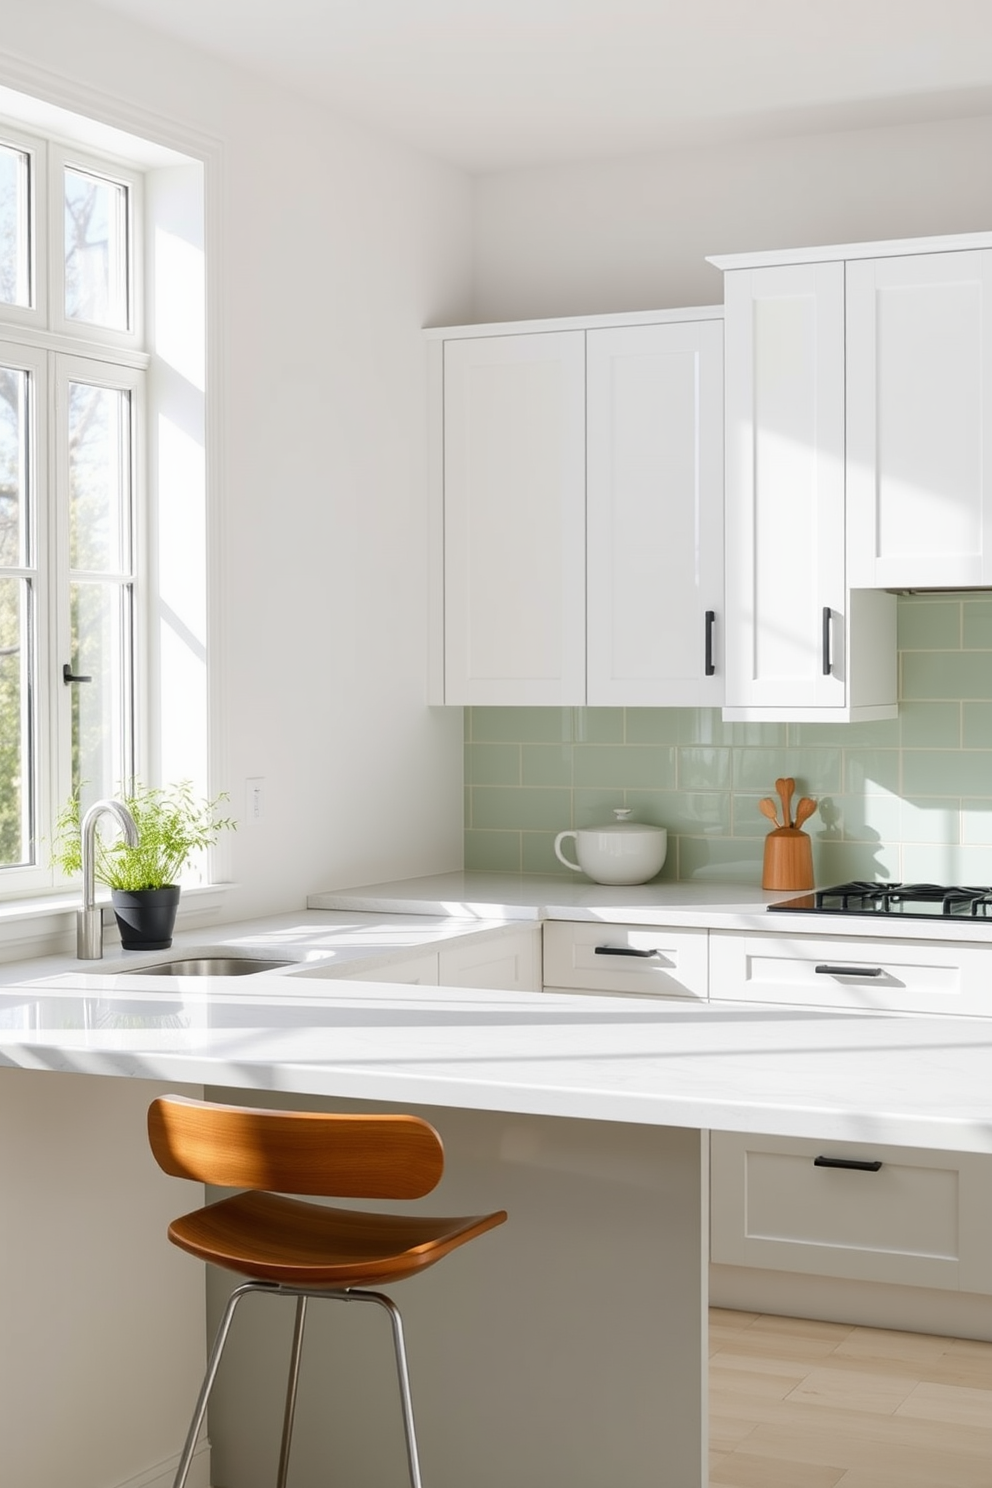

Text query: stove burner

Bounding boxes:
[769,880,992,919]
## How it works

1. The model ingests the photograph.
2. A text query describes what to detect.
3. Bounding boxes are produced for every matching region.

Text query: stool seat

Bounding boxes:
[168,1188,506,1287]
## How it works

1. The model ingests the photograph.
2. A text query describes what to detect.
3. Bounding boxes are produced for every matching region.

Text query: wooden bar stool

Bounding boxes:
[148,1095,507,1488]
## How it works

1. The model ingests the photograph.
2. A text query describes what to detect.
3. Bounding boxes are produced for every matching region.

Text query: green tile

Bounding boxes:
[468,707,574,743]
[522,744,573,788]
[629,790,730,836]
[843,750,900,794]
[678,747,731,791]
[573,789,627,828]
[572,708,624,744]
[522,832,574,877]
[902,651,992,700]
[732,793,782,838]
[789,717,900,747]
[831,792,902,843]
[624,708,683,745]
[675,708,735,745]
[573,744,677,790]
[896,600,961,650]
[676,836,763,885]
[902,843,992,883]
[815,840,900,883]
[900,702,961,748]
[472,786,572,831]
[464,829,521,873]
[963,702,992,748]
[466,742,520,787]
[902,749,992,797]
[962,800,992,844]
[901,797,961,845]
[732,747,843,796]
[963,599,992,649]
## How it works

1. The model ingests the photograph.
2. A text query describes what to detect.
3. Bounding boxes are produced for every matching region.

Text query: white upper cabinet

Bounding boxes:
[719,261,896,721]
[586,319,724,707]
[431,310,724,707]
[441,330,586,705]
[847,249,992,589]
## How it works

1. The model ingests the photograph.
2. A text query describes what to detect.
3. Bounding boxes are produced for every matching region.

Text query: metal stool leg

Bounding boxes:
[172,1280,267,1488]
[275,1294,308,1488]
[346,1290,425,1488]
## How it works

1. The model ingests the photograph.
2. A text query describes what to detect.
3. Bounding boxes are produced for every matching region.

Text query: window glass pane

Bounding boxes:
[0,365,28,568]
[64,167,128,330]
[0,576,32,866]
[0,145,30,309]
[70,580,131,812]
[68,381,129,573]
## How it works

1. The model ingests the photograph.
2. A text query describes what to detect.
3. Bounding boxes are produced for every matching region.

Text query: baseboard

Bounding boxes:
[112,1440,210,1488]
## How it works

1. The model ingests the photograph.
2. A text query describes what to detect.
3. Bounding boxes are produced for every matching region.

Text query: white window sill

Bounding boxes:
[0,882,235,965]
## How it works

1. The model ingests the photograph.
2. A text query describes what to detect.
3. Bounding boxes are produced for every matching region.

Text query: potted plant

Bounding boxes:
[53,781,237,950]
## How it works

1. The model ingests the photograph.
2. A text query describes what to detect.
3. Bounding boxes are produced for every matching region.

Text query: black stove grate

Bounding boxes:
[768,881,992,918]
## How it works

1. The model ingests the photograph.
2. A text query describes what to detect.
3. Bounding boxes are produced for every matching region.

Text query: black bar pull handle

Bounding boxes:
[704,610,716,677]
[62,663,92,684]
[815,964,883,978]
[595,945,657,959]
[822,606,832,675]
[814,1155,883,1172]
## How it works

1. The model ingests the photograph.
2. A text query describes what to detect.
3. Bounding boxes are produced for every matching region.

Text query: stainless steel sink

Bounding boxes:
[135,956,294,976]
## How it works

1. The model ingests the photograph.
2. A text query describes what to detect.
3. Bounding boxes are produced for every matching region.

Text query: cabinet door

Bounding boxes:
[723,265,895,721]
[438,927,542,992]
[443,332,586,704]
[847,250,992,589]
[586,320,724,705]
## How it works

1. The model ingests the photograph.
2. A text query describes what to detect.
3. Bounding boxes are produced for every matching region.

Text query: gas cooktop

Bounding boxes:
[768,881,992,919]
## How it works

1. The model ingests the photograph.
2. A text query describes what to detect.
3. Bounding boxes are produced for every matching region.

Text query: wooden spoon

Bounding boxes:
[759,797,781,829]
[794,796,817,830]
[775,777,795,831]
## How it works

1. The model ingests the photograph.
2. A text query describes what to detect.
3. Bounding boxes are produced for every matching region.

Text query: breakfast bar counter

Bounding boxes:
[2,971,992,1488]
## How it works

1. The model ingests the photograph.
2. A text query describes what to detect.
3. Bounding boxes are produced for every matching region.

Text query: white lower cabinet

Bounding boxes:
[543,919,708,998]
[348,927,542,993]
[711,1130,992,1294]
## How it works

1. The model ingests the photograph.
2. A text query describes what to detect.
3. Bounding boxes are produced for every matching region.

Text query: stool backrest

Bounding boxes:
[148,1096,445,1199]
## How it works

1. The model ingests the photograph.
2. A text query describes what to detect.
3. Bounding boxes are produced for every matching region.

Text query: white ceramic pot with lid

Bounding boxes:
[554,809,667,886]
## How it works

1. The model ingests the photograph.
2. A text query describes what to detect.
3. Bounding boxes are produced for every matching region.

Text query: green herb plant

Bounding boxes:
[52,781,237,891]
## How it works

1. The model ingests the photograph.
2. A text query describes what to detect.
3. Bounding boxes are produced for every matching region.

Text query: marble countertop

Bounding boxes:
[3,972,992,1154]
[309,872,992,944]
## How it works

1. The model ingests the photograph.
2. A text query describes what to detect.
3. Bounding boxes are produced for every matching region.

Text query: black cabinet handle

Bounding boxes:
[822,606,832,675]
[814,1155,883,1172]
[594,945,657,959]
[704,610,716,676]
[815,964,883,977]
[62,663,92,684]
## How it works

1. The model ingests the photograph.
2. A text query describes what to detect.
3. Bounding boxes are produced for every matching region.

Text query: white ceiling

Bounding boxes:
[87,0,992,172]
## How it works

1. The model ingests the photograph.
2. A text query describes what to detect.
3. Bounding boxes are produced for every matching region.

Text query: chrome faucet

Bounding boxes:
[77,798,139,960]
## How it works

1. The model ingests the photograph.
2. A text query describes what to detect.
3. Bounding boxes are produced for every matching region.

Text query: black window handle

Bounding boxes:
[62,663,92,684]
[814,1155,883,1172]
[704,610,716,676]
[822,606,832,675]
[594,945,658,958]
[815,963,883,977]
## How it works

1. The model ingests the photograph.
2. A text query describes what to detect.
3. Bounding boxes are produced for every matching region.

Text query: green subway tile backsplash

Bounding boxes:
[464,594,992,884]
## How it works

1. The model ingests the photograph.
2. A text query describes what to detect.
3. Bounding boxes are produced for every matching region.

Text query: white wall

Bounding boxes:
[2,0,474,919]
[472,113,992,321]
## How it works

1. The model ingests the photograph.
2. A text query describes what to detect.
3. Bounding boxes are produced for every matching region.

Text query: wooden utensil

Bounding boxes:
[758,797,781,828]
[794,796,817,829]
[775,777,795,830]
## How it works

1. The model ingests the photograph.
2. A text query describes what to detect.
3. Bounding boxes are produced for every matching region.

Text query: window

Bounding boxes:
[0,121,146,892]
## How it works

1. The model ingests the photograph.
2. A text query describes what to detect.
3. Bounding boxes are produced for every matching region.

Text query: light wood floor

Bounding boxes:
[710,1309,992,1488]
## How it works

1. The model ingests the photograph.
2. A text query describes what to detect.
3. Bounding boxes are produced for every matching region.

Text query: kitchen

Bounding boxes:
[3,3,992,1488]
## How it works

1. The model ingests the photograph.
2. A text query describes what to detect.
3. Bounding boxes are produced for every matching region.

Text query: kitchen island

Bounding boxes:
[2,968,992,1488]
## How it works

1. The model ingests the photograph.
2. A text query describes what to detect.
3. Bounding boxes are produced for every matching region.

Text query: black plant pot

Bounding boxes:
[112,885,181,951]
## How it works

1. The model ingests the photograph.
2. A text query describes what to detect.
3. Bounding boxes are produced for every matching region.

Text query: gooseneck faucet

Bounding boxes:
[77,798,139,960]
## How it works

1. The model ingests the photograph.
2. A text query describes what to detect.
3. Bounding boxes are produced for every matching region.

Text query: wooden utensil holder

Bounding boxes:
[762,826,814,891]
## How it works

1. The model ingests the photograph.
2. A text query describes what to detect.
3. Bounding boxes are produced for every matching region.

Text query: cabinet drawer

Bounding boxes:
[543,921,708,998]
[710,930,991,1016]
[348,954,440,986]
[711,1131,992,1293]
[439,927,542,992]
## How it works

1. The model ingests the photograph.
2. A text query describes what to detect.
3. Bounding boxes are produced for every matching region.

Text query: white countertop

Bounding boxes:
[310,872,992,944]
[4,972,992,1155]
